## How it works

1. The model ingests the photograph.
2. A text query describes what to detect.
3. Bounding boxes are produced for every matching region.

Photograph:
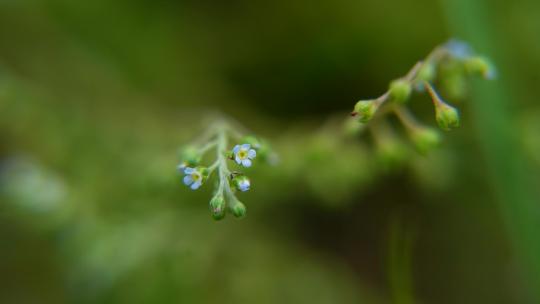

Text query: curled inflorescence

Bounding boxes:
[350,40,495,154]
[177,120,275,220]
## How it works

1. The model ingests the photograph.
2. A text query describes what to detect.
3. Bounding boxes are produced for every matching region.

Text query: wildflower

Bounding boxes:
[232,175,251,192]
[183,167,206,190]
[232,144,257,167]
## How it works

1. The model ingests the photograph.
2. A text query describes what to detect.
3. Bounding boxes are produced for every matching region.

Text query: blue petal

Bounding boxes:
[242,159,252,167]
[241,144,251,150]
[239,181,250,191]
[248,149,256,159]
[184,167,195,174]
[183,175,193,185]
[233,145,240,154]
[191,181,202,190]
[235,156,242,164]
[445,39,472,59]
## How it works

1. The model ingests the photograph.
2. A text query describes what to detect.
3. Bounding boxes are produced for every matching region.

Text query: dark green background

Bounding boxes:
[1,0,539,303]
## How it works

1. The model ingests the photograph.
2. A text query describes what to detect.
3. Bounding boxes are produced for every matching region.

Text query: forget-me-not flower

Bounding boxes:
[183,167,204,190]
[232,144,256,167]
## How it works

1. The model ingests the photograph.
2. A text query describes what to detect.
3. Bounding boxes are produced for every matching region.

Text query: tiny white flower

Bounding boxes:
[232,144,256,168]
[183,167,204,190]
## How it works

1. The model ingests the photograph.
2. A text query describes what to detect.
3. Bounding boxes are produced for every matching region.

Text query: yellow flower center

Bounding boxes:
[191,173,201,181]
[238,150,247,159]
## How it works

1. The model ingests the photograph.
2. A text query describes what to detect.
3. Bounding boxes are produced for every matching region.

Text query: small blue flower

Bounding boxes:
[232,144,256,167]
[233,175,251,192]
[237,178,250,192]
[445,39,472,59]
[183,167,204,190]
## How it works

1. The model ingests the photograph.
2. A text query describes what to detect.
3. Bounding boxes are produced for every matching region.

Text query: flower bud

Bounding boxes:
[242,136,272,161]
[231,201,247,218]
[232,175,251,192]
[410,127,441,154]
[180,146,201,167]
[424,82,460,131]
[464,56,495,79]
[209,195,226,220]
[352,100,378,123]
[389,79,412,103]
[241,136,261,149]
[435,103,460,131]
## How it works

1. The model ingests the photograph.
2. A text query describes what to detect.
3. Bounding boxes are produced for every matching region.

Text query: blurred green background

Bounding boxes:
[1,0,540,303]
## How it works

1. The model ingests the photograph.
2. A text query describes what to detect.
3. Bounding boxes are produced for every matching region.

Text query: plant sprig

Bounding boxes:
[350,39,495,154]
[177,119,274,220]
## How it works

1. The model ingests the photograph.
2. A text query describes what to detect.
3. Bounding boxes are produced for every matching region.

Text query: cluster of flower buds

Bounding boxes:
[350,39,495,154]
[177,122,273,220]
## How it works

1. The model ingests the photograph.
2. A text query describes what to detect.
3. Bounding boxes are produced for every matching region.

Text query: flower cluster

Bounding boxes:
[350,39,495,155]
[177,122,274,220]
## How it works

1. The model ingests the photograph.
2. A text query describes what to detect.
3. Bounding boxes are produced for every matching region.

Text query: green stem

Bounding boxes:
[387,217,416,304]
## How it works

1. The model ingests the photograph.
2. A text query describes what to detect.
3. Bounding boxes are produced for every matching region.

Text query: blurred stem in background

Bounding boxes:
[387,216,416,304]
[440,0,540,301]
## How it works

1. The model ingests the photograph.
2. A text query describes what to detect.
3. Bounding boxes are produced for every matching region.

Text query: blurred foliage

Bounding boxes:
[1,0,540,303]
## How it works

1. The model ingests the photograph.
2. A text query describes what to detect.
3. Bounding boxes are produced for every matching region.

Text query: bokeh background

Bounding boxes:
[1,0,540,303]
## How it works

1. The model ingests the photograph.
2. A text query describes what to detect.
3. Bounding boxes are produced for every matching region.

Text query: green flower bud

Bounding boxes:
[464,56,494,79]
[241,136,261,149]
[435,104,460,131]
[209,195,226,220]
[231,201,247,218]
[352,100,378,123]
[389,79,412,103]
[232,175,251,192]
[180,146,201,167]
[410,127,441,155]
[424,82,460,131]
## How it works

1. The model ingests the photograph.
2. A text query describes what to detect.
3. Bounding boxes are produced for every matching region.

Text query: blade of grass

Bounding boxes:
[439,0,540,301]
